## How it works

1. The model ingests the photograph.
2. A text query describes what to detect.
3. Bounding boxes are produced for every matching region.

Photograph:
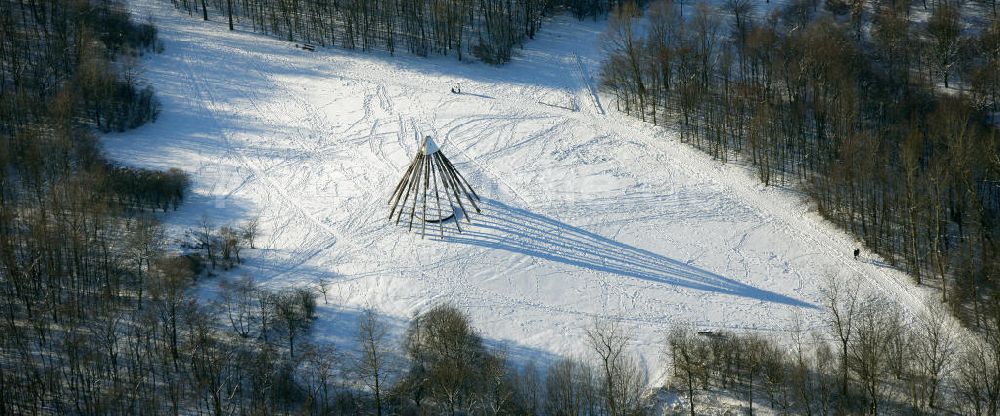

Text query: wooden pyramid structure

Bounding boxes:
[388,136,481,237]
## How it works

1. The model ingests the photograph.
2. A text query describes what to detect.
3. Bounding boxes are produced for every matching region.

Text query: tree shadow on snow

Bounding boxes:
[442,199,815,309]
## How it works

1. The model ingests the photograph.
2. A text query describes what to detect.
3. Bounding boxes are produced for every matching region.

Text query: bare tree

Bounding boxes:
[314,275,331,304]
[478,348,516,415]
[668,327,707,416]
[913,300,958,410]
[847,296,902,415]
[195,215,219,270]
[150,256,195,369]
[513,361,543,414]
[300,343,338,414]
[218,275,259,338]
[273,288,317,358]
[604,2,647,121]
[956,337,1000,415]
[218,225,242,269]
[820,272,861,402]
[239,216,259,249]
[586,319,647,416]
[127,216,164,306]
[545,357,599,416]
[926,3,961,88]
[401,304,484,414]
[357,308,390,416]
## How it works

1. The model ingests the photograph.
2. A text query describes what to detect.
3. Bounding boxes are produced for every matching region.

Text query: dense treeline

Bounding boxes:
[600,0,1000,328]
[0,0,161,132]
[171,0,648,63]
[0,0,193,412]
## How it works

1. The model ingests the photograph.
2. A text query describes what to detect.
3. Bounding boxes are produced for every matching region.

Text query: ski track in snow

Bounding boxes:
[106,0,943,384]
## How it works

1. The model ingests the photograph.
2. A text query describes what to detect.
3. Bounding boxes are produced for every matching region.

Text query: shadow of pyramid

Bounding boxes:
[442,199,815,309]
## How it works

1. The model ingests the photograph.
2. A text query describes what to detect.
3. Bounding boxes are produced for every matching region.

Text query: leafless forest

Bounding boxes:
[3,0,1000,414]
[601,0,1000,328]
[173,0,648,63]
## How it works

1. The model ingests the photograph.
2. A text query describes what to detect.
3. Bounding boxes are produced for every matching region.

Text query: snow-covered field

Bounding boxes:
[107,0,933,383]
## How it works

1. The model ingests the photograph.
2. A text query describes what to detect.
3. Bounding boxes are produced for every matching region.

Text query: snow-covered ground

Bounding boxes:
[108,0,935,384]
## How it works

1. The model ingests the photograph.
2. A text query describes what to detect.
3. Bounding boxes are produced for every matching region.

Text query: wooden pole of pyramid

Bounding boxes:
[388,136,481,238]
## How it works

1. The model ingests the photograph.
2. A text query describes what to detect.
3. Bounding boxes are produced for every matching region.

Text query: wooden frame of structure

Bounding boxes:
[388,136,481,237]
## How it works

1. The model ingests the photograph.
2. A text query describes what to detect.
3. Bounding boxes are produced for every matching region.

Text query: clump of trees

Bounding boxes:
[600,0,1000,328]
[664,276,992,415]
[384,305,650,415]
[392,304,516,413]
[185,215,259,271]
[159,294,1000,415]
[106,166,191,211]
[172,0,651,64]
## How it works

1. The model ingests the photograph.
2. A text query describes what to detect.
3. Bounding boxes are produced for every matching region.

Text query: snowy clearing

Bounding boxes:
[107,0,935,384]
